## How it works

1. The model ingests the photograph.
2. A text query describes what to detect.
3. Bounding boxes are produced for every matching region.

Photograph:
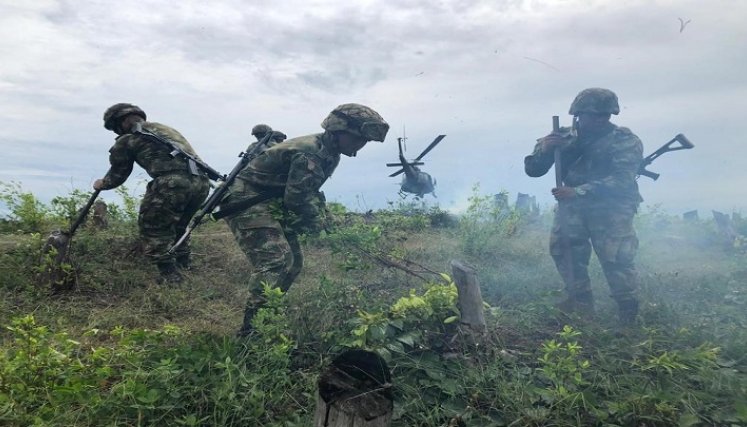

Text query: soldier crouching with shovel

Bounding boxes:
[524,88,643,327]
[93,103,212,284]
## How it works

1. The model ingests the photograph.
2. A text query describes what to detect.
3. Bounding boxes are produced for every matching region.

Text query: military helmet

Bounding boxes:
[103,103,147,130]
[271,130,287,142]
[251,123,273,136]
[568,88,620,115]
[321,103,389,142]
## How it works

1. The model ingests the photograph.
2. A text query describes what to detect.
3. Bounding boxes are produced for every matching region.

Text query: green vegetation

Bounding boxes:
[1,182,746,426]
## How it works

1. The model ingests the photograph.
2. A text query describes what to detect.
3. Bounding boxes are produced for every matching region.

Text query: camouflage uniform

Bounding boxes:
[100,121,210,271]
[524,88,643,323]
[224,103,388,335]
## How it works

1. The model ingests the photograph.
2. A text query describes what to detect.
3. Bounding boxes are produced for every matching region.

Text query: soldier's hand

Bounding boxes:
[552,186,576,200]
[93,179,105,190]
[539,134,570,153]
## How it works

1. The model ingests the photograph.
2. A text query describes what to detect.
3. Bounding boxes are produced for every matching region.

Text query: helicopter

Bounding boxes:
[386,134,446,198]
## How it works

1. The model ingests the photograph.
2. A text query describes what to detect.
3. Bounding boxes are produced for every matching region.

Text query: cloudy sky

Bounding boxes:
[1,0,745,215]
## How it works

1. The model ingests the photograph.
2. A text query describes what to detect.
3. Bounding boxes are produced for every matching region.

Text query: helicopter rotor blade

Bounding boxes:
[387,161,425,167]
[414,134,446,161]
[389,169,405,177]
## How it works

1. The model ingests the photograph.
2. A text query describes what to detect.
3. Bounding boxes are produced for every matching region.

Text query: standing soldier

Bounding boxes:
[223,104,389,336]
[94,103,211,283]
[524,88,643,325]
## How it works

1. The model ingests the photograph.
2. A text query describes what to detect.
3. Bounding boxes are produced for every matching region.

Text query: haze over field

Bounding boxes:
[1,0,745,214]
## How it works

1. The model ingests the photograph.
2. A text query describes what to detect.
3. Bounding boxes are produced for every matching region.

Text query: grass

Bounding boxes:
[0,190,746,426]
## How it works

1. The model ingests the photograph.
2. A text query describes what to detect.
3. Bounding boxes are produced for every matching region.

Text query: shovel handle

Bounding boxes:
[552,116,563,187]
[69,189,101,235]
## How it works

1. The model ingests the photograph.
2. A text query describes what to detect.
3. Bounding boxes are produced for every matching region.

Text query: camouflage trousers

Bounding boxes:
[550,203,639,306]
[139,173,210,266]
[225,200,303,326]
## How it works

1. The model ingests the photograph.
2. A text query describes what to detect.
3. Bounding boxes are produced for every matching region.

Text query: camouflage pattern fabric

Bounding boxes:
[100,121,210,266]
[525,124,643,209]
[568,88,620,115]
[525,123,643,316]
[321,103,389,142]
[139,173,209,264]
[549,204,639,305]
[101,122,205,189]
[245,130,289,156]
[222,132,340,327]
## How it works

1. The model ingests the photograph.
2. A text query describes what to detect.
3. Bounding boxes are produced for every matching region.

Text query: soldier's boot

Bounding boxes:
[156,262,183,284]
[175,254,191,271]
[574,291,595,317]
[236,306,258,338]
[617,299,639,327]
[558,292,594,318]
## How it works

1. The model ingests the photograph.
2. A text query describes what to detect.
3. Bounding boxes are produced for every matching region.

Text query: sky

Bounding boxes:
[1,0,745,216]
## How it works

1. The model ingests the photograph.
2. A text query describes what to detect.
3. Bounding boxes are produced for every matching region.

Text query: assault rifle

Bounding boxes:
[132,122,224,181]
[167,131,276,254]
[638,133,694,180]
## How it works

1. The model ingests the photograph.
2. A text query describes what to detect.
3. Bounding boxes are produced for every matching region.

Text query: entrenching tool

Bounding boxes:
[39,189,101,290]
[552,116,576,296]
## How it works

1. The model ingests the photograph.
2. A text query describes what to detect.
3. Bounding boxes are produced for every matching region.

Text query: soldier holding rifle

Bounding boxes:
[221,104,389,336]
[94,103,212,284]
[524,88,643,326]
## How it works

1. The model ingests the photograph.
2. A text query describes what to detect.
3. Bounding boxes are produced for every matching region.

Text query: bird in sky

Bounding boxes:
[678,17,691,33]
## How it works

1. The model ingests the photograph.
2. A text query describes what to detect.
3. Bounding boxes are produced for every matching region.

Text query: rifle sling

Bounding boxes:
[135,126,221,180]
[212,192,282,220]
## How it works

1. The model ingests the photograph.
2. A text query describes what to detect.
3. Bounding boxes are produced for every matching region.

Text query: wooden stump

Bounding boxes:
[313,350,393,427]
[450,260,486,332]
[683,210,699,221]
[91,200,109,229]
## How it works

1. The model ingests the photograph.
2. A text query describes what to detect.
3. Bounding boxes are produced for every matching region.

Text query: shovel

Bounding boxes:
[39,189,101,291]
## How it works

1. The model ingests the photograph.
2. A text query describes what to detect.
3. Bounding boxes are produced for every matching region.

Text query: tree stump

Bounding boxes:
[91,200,109,229]
[450,260,486,332]
[683,210,699,221]
[313,349,393,427]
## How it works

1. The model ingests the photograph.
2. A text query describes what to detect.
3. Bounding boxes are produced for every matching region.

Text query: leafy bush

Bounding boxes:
[0,182,49,233]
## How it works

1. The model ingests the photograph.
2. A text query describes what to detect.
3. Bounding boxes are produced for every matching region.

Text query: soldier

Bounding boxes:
[222,103,389,336]
[250,123,287,152]
[93,103,210,283]
[251,123,273,142]
[524,88,643,325]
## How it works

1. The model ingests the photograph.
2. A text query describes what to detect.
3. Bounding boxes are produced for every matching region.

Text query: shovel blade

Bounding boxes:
[38,230,76,292]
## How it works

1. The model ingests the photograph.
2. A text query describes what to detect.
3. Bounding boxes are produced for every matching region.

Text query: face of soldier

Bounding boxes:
[337,132,369,157]
[575,112,611,136]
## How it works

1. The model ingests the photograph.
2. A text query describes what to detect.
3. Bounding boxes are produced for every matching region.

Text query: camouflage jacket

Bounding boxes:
[524,123,644,208]
[101,122,203,189]
[229,131,341,228]
[245,131,287,156]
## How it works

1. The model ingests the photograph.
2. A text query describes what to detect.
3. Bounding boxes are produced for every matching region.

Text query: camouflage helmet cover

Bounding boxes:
[321,103,389,142]
[568,88,620,115]
[103,103,147,130]
[251,123,273,136]
[271,130,287,142]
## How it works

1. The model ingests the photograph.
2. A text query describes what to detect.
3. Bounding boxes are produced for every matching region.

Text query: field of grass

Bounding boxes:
[1,185,746,426]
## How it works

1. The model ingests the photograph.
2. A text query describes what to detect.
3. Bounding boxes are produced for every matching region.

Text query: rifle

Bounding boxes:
[638,133,694,180]
[167,131,276,254]
[132,122,224,182]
